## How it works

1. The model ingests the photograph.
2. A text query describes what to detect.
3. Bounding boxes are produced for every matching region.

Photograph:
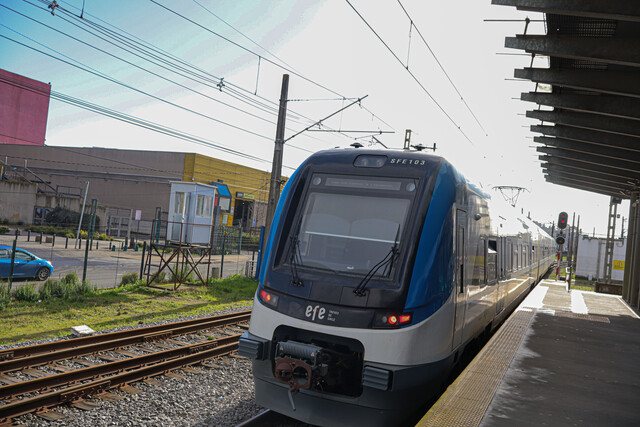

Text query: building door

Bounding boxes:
[233,199,252,228]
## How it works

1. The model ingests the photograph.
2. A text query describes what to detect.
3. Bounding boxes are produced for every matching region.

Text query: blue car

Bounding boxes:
[0,246,53,281]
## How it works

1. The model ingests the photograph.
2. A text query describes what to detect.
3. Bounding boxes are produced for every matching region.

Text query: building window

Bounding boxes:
[174,192,185,215]
[196,195,213,217]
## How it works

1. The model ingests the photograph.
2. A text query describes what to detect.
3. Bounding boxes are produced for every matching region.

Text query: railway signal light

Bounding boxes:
[557,212,568,230]
[556,234,565,245]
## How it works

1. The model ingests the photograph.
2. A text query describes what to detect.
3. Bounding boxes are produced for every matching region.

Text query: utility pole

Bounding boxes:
[264,74,289,245]
[76,181,90,249]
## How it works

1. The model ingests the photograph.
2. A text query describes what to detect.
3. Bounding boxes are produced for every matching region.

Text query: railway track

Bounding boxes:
[0,310,251,424]
[236,409,310,427]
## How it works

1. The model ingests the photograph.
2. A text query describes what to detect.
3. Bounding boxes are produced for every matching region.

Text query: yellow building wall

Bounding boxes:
[183,154,283,227]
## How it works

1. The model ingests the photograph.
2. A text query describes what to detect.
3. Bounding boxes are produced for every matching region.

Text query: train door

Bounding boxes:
[496,236,506,315]
[452,209,466,350]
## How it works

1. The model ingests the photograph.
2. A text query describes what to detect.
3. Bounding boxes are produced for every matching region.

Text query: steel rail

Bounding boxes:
[0,310,251,361]
[0,312,250,373]
[0,336,240,421]
[236,409,273,426]
[0,334,240,400]
[235,409,295,426]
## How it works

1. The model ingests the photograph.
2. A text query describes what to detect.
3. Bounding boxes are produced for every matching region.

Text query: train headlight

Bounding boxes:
[374,312,413,328]
[258,288,279,308]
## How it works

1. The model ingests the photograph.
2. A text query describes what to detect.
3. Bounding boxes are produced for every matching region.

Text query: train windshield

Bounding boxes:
[291,174,416,277]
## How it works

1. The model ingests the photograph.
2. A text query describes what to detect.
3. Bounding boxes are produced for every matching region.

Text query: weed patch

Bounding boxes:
[0,276,258,344]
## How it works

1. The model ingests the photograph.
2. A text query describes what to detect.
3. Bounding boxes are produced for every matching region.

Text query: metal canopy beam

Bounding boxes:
[515,68,640,98]
[527,110,640,138]
[492,0,640,22]
[541,163,640,188]
[545,175,628,198]
[544,173,631,196]
[543,163,640,188]
[534,136,640,163]
[531,125,640,152]
[536,146,640,174]
[543,168,638,192]
[540,155,640,182]
[521,92,640,121]
[507,35,640,68]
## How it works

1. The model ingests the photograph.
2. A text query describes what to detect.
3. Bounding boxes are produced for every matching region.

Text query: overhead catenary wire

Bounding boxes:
[26,0,343,142]
[345,0,475,146]
[396,0,488,136]
[0,74,301,167]
[0,29,281,144]
[191,0,300,73]
[27,0,381,146]
[147,0,393,131]
[20,0,308,123]
[2,3,285,126]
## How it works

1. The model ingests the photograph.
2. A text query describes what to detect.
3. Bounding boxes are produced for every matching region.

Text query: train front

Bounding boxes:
[239,149,459,426]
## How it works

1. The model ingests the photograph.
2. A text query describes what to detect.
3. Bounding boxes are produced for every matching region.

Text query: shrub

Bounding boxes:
[0,226,9,235]
[0,284,10,310]
[120,272,138,286]
[153,271,167,284]
[39,276,95,301]
[65,232,75,239]
[64,272,80,285]
[172,267,194,283]
[45,207,100,230]
[73,280,96,298]
[79,230,88,239]
[24,225,76,237]
[98,233,109,241]
[13,283,39,302]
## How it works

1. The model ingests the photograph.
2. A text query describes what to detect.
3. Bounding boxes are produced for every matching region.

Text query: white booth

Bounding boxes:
[168,182,217,245]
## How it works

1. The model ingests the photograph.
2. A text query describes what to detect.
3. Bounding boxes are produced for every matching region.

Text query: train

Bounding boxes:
[239,148,555,426]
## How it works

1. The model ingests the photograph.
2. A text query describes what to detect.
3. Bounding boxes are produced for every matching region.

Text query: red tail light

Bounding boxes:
[376,312,413,328]
[258,288,278,307]
[399,314,412,324]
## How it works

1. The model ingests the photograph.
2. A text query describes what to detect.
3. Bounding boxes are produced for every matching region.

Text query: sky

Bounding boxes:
[0,0,630,236]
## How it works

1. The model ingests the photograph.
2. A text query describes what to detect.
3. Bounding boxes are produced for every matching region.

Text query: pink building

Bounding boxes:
[0,69,51,146]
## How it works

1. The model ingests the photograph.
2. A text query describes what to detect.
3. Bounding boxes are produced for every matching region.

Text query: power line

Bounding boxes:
[149,0,345,99]
[396,0,488,136]
[147,0,393,132]
[25,0,374,147]
[26,0,315,127]
[0,28,279,143]
[35,0,391,146]
[345,0,475,146]
[4,3,283,126]
[191,0,298,72]
[0,73,300,167]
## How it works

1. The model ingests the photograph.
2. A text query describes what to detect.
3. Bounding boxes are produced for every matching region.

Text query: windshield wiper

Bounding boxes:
[353,226,400,297]
[289,223,304,287]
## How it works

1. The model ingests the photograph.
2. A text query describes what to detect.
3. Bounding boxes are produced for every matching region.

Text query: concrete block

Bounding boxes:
[71,325,95,337]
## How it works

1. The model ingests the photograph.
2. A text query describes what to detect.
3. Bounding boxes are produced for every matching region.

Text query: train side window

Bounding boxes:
[471,236,485,286]
[487,240,497,283]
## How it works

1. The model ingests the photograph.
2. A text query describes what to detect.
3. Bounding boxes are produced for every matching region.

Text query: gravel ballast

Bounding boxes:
[7,304,270,426]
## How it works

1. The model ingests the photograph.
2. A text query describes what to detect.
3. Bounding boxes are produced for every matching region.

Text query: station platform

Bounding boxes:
[417,279,640,427]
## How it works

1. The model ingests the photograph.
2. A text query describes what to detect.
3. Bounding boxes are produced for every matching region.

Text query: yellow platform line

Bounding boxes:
[416,309,535,427]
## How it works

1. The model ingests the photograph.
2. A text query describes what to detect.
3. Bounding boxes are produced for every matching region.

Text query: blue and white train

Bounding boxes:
[239,149,554,426]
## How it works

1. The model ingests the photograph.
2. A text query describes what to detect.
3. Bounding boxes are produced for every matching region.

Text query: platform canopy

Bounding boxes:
[493,0,640,199]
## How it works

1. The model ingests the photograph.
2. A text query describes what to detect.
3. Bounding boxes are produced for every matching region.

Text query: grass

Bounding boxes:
[0,274,257,345]
[571,277,597,292]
